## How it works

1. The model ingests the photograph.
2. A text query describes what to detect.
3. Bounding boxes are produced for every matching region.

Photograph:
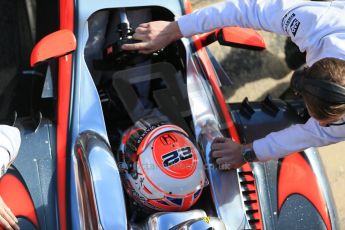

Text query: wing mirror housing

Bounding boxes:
[194,27,266,51]
[30,29,77,67]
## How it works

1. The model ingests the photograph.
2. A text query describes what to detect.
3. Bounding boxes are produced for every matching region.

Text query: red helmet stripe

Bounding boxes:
[143,186,152,194]
[181,194,193,211]
[148,199,180,211]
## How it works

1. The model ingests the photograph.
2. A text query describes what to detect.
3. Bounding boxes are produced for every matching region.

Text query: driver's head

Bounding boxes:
[298,58,345,126]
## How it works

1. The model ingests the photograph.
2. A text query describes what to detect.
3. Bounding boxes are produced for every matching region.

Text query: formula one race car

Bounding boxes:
[0,0,338,229]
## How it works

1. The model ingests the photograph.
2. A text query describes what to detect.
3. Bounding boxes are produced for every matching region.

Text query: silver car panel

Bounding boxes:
[72,131,127,230]
[183,38,250,229]
[146,209,207,230]
[70,0,252,228]
[171,216,226,230]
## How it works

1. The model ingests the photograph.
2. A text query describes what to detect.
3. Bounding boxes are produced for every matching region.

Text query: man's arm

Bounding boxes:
[211,117,345,169]
[123,0,344,65]
[177,0,291,37]
[0,125,21,176]
[122,0,297,53]
[254,117,345,161]
[122,21,183,54]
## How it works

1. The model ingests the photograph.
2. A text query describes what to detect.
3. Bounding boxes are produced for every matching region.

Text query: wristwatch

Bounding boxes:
[242,146,258,163]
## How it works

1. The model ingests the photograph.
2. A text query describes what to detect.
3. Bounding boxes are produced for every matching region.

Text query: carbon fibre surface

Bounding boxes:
[12,118,58,229]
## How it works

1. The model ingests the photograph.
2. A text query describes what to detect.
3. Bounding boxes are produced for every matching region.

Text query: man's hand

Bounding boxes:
[211,137,246,170]
[0,196,19,230]
[121,21,183,54]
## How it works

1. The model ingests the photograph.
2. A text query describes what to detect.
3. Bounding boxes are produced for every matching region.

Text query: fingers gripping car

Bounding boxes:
[0,0,338,229]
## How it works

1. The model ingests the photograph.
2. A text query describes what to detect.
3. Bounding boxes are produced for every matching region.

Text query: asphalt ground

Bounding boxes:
[191,0,345,227]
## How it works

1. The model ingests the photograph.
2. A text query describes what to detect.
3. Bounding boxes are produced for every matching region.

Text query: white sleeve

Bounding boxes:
[279,1,345,66]
[178,0,345,66]
[253,117,345,161]
[177,0,299,37]
[0,125,21,176]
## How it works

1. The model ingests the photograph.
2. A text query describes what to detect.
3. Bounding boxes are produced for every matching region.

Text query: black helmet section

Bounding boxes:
[290,68,345,104]
[124,116,168,153]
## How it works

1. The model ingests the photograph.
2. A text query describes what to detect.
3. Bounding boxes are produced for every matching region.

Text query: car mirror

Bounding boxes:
[194,27,265,51]
[30,29,77,67]
[216,27,266,50]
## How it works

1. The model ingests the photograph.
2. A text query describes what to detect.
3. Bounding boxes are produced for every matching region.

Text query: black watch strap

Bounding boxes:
[242,146,258,163]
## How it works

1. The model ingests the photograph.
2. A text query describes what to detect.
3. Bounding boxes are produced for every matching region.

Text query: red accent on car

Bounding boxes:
[30,30,76,67]
[183,0,192,14]
[217,27,266,49]
[193,36,263,229]
[193,31,216,50]
[57,0,74,229]
[0,174,39,228]
[278,153,332,230]
[193,27,266,51]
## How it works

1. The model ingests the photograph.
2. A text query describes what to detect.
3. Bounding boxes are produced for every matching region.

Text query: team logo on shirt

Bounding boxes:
[290,18,300,36]
[282,12,301,37]
[282,13,296,32]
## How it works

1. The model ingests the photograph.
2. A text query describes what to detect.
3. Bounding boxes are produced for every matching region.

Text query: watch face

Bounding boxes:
[243,148,257,162]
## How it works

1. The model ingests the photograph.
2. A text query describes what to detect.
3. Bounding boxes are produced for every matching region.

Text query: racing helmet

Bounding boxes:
[118,117,206,211]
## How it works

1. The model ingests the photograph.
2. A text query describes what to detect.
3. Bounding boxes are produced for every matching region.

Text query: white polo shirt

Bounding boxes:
[178,0,345,160]
[0,125,20,176]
